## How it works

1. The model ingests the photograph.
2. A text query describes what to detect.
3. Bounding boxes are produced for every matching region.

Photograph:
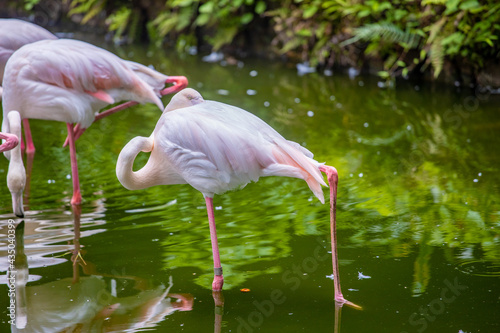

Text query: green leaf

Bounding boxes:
[420,49,427,60]
[443,0,460,15]
[459,0,481,11]
[199,2,215,14]
[172,0,194,6]
[303,6,319,19]
[297,28,313,37]
[377,70,390,79]
[394,9,408,21]
[421,0,447,5]
[240,13,254,24]
[357,9,371,18]
[255,1,266,14]
[195,13,211,26]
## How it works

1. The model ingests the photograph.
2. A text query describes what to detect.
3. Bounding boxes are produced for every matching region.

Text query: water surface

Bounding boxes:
[0,35,499,332]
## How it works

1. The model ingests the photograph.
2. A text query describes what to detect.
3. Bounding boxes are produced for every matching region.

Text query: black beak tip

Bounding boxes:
[16,212,24,218]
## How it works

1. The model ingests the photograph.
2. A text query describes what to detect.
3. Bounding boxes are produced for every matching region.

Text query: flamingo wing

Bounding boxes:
[155,100,326,201]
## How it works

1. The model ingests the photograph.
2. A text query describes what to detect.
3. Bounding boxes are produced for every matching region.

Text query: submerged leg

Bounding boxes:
[66,123,82,205]
[319,165,344,303]
[205,196,224,291]
[22,119,35,155]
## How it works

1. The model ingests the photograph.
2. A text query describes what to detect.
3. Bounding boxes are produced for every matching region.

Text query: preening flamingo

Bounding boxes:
[116,88,353,305]
[2,39,188,217]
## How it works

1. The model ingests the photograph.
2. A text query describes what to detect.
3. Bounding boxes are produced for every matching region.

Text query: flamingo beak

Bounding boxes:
[12,191,24,218]
[161,76,188,96]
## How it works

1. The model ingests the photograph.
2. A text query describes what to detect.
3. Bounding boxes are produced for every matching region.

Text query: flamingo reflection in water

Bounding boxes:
[2,38,188,217]
[116,88,359,307]
[4,207,193,332]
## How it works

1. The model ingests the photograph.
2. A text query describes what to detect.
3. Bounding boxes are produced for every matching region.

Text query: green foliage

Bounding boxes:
[342,23,421,49]
[68,0,105,25]
[24,0,41,11]
[150,0,268,51]
[267,0,500,82]
[23,0,500,83]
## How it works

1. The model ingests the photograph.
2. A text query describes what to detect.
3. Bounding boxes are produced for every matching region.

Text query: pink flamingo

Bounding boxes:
[0,18,57,152]
[2,39,188,217]
[116,88,354,305]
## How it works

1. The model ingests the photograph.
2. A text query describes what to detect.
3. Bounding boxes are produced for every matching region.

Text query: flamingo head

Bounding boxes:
[163,88,204,113]
[160,76,189,96]
[7,164,25,218]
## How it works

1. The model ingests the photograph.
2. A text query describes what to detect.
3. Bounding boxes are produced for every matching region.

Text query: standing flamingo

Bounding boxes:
[2,39,188,217]
[116,88,353,305]
[0,19,57,153]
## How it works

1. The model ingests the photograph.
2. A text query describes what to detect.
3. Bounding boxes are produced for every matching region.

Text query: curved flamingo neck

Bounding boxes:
[6,111,26,217]
[116,136,157,190]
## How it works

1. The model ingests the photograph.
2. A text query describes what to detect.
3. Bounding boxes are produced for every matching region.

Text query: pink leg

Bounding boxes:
[205,196,224,291]
[66,123,82,205]
[22,119,35,155]
[319,165,345,303]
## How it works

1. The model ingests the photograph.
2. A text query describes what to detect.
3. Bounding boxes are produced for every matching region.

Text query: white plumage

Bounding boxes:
[117,88,326,201]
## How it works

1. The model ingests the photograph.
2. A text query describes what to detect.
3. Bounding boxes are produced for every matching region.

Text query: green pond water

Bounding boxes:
[0,36,499,332]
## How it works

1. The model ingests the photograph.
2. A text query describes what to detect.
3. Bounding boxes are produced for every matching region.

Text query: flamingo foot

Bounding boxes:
[336,296,363,310]
[71,250,87,266]
[212,274,224,291]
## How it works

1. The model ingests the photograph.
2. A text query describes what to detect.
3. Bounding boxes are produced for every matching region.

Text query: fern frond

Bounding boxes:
[341,23,421,49]
[427,17,447,44]
[430,37,444,78]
